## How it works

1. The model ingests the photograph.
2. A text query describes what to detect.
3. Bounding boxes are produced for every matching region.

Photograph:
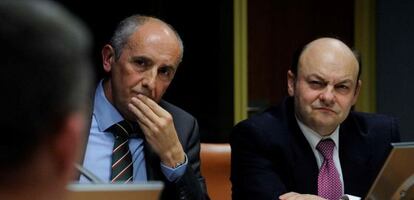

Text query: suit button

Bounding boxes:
[179,190,186,199]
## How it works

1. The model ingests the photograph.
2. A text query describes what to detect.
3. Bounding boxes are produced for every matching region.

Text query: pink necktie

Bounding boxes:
[316,139,343,200]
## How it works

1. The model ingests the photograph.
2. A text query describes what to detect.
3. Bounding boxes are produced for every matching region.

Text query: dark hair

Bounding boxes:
[0,0,93,171]
[290,38,362,81]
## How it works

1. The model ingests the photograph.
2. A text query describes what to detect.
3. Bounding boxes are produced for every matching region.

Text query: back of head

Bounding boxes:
[0,0,92,183]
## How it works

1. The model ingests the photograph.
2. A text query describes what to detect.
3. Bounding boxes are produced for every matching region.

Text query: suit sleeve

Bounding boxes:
[390,116,401,143]
[230,121,288,200]
[173,119,209,200]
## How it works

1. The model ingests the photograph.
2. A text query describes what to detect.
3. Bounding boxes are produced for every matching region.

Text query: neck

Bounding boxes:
[0,149,70,200]
[102,78,114,104]
[0,183,65,200]
[314,126,336,137]
[294,114,337,136]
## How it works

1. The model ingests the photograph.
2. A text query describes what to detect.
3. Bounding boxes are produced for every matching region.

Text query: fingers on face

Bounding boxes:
[128,103,155,137]
[130,97,158,124]
[130,95,174,129]
[128,103,150,127]
[137,94,169,117]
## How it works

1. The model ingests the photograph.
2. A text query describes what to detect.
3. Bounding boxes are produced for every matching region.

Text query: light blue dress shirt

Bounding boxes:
[80,80,187,183]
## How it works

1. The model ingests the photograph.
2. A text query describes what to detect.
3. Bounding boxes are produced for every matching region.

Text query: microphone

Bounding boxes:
[74,163,104,184]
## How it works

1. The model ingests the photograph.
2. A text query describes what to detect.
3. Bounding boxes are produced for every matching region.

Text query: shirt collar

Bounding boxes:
[93,80,124,132]
[295,116,340,150]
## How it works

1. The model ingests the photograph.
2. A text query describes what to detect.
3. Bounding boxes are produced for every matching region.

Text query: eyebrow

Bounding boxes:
[336,80,353,85]
[162,65,177,70]
[130,55,152,63]
[130,55,178,70]
[307,74,355,84]
[307,74,323,80]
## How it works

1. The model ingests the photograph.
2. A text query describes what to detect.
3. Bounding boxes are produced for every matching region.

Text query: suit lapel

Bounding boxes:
[282,98,319,194]
[290,122,319,194]
[339,114,372,196]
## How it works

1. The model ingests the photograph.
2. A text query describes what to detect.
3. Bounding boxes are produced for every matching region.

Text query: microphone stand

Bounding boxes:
[74,163,104,184]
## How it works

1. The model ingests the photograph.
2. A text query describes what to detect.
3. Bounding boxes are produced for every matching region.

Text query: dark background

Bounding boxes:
[377,0,414,141]
[55,0,234,142]
[55,0,414,142]
[247,0,354,112]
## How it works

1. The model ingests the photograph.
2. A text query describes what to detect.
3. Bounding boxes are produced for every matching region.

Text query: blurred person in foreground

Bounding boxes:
[0,0,93,200]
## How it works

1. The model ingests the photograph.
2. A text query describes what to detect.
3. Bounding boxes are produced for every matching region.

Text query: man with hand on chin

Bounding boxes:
[230,37,400,200]
[80,15,208,200]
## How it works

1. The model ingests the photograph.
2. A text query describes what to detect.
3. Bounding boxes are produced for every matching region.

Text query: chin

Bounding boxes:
[313,117,337,126]
[124,112,136,121]
[147,94,160,102]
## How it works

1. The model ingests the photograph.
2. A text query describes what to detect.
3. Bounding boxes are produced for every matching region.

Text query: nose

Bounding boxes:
[319,86,335,107]
[141,68,157,91]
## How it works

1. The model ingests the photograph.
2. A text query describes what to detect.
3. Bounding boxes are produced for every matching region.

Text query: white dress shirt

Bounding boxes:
[296,118,344,189]
[296,117,361,200]
[296,118,361,200]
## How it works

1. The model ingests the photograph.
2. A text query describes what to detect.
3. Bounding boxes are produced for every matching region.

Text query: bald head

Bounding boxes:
[110,15,183,62]
[301,38,358,77]
[292,38,360,81]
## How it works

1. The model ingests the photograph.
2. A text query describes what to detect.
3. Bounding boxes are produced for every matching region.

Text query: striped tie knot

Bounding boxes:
[109,120,143,139]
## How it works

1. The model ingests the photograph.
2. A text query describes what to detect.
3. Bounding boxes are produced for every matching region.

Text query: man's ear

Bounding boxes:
[352,80,362,105]
[287,70,296,96]
[51,113,85,182]
[102,44,115,73]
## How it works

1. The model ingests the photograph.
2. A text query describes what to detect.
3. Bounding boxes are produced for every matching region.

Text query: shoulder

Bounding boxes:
[237,107,283,130]
[159,99,196,123]
[232,97,294,136]
[231,106,289,147]
[347,111,398,130]
[344,111,400,142]
[159,100,198,142]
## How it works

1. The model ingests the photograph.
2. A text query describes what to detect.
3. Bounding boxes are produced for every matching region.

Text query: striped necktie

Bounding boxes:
[108,120,136,183]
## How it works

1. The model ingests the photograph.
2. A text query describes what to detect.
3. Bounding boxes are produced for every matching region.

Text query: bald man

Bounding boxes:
[230,38,400,200]
[80,15,208,200]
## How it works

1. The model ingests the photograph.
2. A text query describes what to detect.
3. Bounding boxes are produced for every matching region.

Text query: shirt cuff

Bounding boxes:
[160,154,188,182]
[342,194,361,200]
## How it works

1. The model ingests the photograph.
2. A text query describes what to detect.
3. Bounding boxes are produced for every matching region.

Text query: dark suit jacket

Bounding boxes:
[82,99,208,200]
[230,97,400,200]
[146,100,208,200]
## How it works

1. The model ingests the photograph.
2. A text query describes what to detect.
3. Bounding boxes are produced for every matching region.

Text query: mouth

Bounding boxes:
[314,107,336,114]
[132,90,151,98]
[131,91,160,103]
